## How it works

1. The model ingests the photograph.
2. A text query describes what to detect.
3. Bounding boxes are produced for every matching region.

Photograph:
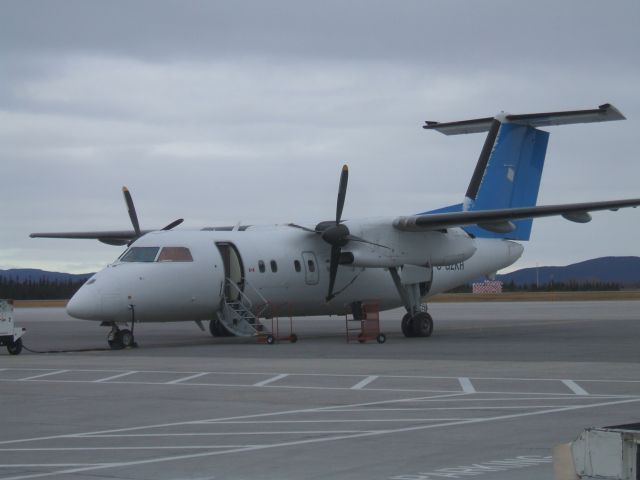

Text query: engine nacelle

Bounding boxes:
[341,228,477,268]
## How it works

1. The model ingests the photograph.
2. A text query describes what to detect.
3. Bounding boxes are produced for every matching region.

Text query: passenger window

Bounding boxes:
[258,260,266,273]
[270,260,278,273]
[157,247,193,262]
[307,259,316,272]
[294,260,301,272]
[120,247,160,262]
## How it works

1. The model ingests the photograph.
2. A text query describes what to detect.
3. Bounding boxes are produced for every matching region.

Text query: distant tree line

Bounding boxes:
[0,276,87,300]
[447,280,621,294]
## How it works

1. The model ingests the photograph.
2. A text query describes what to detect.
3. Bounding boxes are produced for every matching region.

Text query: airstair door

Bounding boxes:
[215,242,245,301]
[301,251,319,285]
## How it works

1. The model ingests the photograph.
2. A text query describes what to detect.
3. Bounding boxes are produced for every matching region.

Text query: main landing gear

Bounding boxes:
[401,311,434,338]
[389,267,435,338]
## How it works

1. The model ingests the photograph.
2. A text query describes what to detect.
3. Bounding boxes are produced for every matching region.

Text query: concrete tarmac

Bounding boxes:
[1,301,639,479]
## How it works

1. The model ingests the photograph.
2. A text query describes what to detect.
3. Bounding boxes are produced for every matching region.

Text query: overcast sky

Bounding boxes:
[1,0,639,274]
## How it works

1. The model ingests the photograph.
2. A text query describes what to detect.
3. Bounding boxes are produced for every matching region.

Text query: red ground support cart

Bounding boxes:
[346,303,386,344]
[256,304,298,345]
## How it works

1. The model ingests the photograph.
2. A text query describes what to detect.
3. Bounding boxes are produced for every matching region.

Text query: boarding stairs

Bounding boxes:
[216,279,269,337]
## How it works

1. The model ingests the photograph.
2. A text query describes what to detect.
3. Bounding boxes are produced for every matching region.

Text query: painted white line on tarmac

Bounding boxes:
[3,396,640,480]
[324,405,572,411]
[253,373,289,387]
[562,380,589,396]
[4,367,640,384]
[0,391,467,446]
[18,370,69,381]
[92,371,138,383]
[0,464,108,468]
[458,377,476,393]
[351,375,378,390]
[5,374,625,398]
[203,418,471,424]
[166,372,209,384]
[85,430,377,437]
[0,446,261,451]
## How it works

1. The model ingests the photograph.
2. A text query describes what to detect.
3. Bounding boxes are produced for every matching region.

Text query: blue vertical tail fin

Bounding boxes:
[421,104,625,240]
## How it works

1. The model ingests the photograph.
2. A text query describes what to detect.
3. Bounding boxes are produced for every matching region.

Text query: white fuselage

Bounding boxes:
[67,220,523,323]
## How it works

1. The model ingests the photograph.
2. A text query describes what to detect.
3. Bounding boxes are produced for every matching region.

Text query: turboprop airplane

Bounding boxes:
[31,103,640,349]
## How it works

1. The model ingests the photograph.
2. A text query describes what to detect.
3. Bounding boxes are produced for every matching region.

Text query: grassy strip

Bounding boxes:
[431,290,640,302]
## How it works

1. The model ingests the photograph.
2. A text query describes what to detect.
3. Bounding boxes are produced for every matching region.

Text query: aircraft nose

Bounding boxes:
[67,284,101,320]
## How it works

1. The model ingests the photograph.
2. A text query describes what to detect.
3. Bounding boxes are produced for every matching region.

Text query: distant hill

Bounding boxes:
[497,256,640,287]
[2,256,639,291]
[0,269,93,283]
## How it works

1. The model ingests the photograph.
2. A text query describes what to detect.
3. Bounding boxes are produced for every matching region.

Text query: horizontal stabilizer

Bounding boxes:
[424,103,625,135]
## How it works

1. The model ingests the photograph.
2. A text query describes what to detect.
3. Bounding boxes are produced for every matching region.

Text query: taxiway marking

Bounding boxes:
[458,377,476,394]
[17,370,68,381]
[3,396,640,480]
[166,372,209,384]
[253,373,289,387]
[92,371,138,383]
[351,375,378,390]
[562,380,589,396]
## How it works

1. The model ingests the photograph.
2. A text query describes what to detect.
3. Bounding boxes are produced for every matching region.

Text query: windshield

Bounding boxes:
[119,247,160,262]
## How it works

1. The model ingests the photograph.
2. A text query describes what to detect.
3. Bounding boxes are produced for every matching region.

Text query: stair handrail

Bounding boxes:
[241,279,270,317]
[225,279,253,309]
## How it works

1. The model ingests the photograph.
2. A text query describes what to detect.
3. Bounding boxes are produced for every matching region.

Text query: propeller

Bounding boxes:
[121,186,183,243]
[289,165,388,302]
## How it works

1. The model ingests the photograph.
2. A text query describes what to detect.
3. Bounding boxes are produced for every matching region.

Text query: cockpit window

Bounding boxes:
[120,247,160,262]
[157,247,193,262]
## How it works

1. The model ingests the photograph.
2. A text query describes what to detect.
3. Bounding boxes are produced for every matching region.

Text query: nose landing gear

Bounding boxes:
[106,305,138,350]
[107,326,136,349]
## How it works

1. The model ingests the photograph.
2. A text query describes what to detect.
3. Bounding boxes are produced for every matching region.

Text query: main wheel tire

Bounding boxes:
[411,312,434,337]
[119,329,135,348]
[401,313,414,338]
[7,338,22,355]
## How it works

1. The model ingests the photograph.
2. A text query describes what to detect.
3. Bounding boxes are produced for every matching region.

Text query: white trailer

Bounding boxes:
[0,299,25,355]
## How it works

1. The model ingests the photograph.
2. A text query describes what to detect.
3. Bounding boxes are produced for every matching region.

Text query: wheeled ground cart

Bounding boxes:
[0,299,25,355]
[346,302,386,344]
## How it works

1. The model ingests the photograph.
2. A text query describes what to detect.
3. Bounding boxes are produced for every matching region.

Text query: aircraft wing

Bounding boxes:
[29,230,148,246]
[393,198,640,233]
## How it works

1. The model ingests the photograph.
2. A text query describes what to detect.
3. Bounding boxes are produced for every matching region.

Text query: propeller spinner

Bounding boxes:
[289,165,387,302]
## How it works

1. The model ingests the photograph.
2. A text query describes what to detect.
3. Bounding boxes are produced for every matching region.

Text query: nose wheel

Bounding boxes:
[107,325,137,349]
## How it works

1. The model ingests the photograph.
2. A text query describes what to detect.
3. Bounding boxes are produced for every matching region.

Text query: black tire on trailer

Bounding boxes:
[7,338,22,355]
[376,333,386,344]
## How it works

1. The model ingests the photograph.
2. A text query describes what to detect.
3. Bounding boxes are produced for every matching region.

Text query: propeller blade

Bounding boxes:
[162,219,184,231]
[122,186,141,237]
[345,235,391,250]
[336,164,348,224]
[287,223,319,233]
[326,245,342,302]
